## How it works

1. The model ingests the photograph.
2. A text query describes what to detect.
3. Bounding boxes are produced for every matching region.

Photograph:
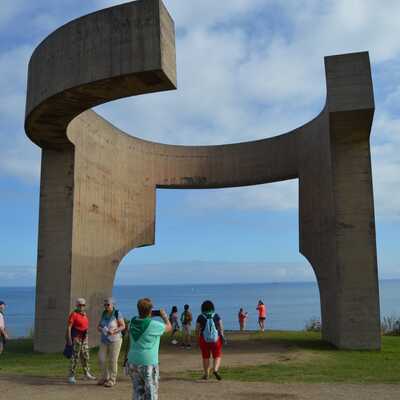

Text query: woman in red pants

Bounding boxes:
[195,300,224,381]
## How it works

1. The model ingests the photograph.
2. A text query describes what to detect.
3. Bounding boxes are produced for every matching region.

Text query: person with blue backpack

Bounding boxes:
[195,300,224,380]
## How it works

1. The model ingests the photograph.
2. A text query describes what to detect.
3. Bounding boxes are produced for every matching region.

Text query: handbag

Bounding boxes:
[63,342,73,359]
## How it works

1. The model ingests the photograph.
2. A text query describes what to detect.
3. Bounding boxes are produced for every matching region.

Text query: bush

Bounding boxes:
[28,326,34,339]
[381,315,400,336]
[305,317,321,332]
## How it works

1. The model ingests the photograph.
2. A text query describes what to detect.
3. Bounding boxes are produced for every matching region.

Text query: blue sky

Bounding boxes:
[0,0,399,286]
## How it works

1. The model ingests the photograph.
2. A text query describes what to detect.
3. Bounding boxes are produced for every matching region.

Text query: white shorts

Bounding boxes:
[182,324,191,335]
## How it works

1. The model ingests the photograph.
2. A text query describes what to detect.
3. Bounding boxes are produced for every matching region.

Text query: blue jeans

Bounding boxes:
[128,364,159,400]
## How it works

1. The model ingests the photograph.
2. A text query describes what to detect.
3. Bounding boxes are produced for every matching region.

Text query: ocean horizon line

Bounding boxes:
[1,277,399,289]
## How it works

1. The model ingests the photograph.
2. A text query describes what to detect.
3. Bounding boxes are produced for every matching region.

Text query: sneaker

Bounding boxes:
[201,374,209,380]
[104,380,115,388]
[171,339,178,345]
[213,371,222,381]
[68,376,76,384]
[85,372,96,380]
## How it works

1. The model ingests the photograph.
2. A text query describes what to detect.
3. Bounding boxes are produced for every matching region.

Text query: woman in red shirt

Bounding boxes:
[66,298,96,384]
[256,300,267,332]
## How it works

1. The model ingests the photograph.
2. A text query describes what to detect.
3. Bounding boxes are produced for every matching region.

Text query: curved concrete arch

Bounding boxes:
[25,0,380,352]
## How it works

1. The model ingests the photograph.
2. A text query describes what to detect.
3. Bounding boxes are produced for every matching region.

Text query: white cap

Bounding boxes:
[76,297,86,305]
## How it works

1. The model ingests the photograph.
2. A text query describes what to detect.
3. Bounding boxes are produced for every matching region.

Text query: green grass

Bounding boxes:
[2,331,400,384]
[184,331,400,384]
[0,339,102,376]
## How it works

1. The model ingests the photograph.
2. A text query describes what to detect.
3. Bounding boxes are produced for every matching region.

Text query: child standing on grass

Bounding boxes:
[169,306,180,344]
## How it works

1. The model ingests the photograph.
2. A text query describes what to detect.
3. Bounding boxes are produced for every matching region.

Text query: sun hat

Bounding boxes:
[76,298,86,305]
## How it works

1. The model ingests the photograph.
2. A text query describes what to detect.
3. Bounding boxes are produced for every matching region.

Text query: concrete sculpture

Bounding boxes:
[25,0,380,352]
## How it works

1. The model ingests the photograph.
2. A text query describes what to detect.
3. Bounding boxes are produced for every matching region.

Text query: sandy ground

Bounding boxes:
[1,333,399,400]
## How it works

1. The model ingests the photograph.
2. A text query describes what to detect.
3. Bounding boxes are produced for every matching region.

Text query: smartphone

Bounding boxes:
[151,310,161,317]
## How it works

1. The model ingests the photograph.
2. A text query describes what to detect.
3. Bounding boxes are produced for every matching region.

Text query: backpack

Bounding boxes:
[181,310,192,325]
[202,313,219,343]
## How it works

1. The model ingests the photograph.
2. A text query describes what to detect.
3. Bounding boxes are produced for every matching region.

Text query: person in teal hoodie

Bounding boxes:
[126,298,172,400]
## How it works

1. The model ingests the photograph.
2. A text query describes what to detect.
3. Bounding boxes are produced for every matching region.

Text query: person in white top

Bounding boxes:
[97,297,126,387]
[0,300,9,355]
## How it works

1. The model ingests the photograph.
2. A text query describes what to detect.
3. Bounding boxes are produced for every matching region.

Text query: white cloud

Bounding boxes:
[1,0,399,220]
[0,265,36,287]
[185,180,298,212]
[0,44,39,181]
[116,260,314,285]
[0,0,25,28]
[0,140,40,182]
[371,112,400,219]
[97,0,265,29]
[0,45,31,95]
[95,1,400,219]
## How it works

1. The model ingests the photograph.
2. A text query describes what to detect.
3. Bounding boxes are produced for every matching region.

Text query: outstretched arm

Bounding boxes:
[160,309,172,333]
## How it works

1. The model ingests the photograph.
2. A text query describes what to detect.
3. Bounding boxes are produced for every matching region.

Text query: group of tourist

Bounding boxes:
[238,300,267,331]
[167,300,267,338]
[168,304,193,347]
[64,297,230,398]
[0,296,267,399]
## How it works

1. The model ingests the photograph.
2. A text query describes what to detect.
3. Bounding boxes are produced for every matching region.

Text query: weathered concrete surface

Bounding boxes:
[25,0,380,352]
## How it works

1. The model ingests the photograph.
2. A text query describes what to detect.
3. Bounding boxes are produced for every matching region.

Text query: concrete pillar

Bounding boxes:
[299,53,380,349]
[34,147,75,352]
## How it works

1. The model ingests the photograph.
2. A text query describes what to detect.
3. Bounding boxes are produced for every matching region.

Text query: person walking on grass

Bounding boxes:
[169,305,180,345]
[66,298,96,384]
[196,300,224,381]
[126,298,172,400]
[256,300,267,332]
[180,304,193,349]
[97,297,125,388]
[238,308,248,331]
[0,301,10,355]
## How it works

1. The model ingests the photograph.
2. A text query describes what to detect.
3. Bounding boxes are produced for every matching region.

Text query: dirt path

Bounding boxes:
[1,334,399,400]
[2,375,400,400]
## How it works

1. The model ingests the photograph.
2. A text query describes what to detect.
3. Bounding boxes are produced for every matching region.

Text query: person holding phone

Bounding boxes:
[257,300,267,331]
[126,298,172,400]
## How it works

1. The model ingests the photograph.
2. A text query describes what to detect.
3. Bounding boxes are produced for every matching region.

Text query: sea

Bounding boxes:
[1,280,400,338]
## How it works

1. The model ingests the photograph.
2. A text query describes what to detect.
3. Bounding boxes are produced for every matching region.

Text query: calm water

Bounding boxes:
[1,280,400,337]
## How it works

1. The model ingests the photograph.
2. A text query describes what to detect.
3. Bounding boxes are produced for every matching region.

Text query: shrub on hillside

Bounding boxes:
[305,317,321,332]
[381,315,400,336]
